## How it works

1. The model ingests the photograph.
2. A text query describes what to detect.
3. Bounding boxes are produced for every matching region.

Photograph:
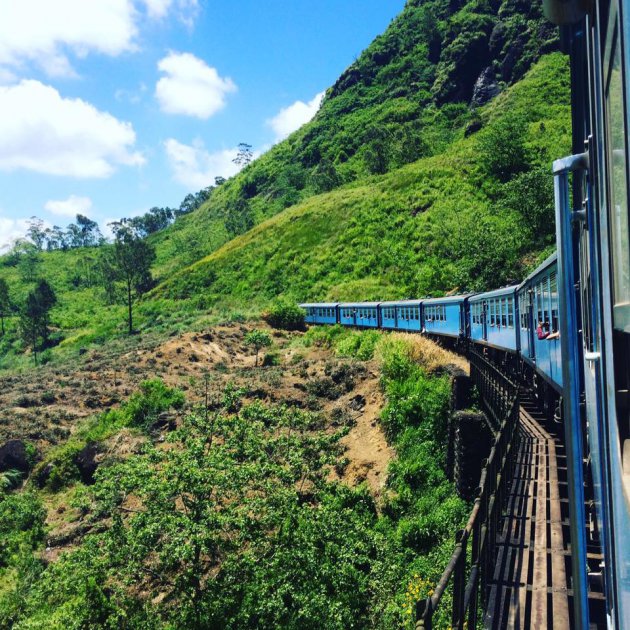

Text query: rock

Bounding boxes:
[464,119,483,137]
[0,439,30,473]
[75,443,101,485]
[348,394,366,411]
[471,66,500,107]
[33,463,53,488]
[149,412,176,433]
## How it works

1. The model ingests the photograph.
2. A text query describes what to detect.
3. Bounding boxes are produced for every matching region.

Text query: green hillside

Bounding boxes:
[156,53,569,309]
[0,0,569,370]
[150,0,559,279]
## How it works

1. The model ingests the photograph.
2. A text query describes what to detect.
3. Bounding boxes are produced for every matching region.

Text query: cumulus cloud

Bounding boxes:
[0,80,145,178]
[45,195,93,218]
[164,138,244,189]
[140,0,199,24]
[0,216,30,251]
[0,0,138,78]
[0,0,200,78]
[156,52,237,119]
[268,91,324,141]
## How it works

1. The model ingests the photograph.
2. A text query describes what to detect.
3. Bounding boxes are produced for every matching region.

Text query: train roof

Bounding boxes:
[422,294,471,305]
[299,303,339,308]
[468,285,519,302]
[517,251,558,290]
[339,302,381,307]
[379,299,423,306]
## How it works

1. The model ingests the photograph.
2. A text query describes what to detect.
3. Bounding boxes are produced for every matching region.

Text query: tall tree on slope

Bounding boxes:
[105,223,156,334]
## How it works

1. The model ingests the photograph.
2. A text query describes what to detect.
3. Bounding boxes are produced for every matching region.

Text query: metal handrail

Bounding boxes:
[416,349,520,629]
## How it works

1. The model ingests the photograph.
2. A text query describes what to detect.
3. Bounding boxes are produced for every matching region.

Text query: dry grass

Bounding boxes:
[375,332,469,374]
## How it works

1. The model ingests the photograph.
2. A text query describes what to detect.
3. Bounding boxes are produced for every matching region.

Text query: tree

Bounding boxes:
[14,241,41,282]
[214,176,226,186]
[478,112,529,182]
[76,214,102,247]
[244,330,272,366]
[224,198,254,238]
[19,280,57,363]
[233,143,253,167]
[106,224,156,334]
[26,217,46,251]
[0,278,11,335]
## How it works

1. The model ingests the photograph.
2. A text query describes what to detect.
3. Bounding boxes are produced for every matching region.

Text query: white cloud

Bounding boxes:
[0,216,30,251]
[0,0,139,78]
[268,91,324,141]
[164,138,243,189]
[0,67,17,85]
[44,195,93,218]
[0,80,145,178]
[0,0,200,78]
[140,0,199,24]
[155,52,237,119]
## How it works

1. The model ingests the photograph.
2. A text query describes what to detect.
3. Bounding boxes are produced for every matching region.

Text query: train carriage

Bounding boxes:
[338,302,380,328]
[468,286,519,352]
[300,303,339,325]
[515,254,563,391]
[379,300,423,331]
[422,295,469,339]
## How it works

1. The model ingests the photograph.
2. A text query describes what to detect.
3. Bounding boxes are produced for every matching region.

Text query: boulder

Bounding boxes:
[75,443,101,485]
[0,439,30,473]
[471,67,500,107]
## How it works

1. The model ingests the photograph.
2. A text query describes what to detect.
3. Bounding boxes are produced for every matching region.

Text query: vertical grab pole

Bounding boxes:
[553,152,590,630]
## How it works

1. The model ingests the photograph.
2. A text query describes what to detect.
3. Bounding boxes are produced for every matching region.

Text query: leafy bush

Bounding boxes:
[262,300,306,331]
[0,492,46,567]
[124,379,185,428]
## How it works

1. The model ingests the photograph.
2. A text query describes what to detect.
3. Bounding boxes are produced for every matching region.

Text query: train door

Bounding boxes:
[482,301,488,341]
[553,1,630,624]
[592,0,630,623]
[527,290,536,360]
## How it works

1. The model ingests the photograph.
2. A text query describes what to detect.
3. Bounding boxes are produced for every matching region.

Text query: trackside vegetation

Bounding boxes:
[0,331,466,629]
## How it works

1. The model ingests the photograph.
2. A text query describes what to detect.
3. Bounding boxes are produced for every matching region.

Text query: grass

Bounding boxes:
[0,52,570,372]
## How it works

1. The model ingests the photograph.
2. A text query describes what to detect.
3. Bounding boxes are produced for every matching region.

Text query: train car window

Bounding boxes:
[604,21,630,332]
[489,301,494,326]
[508,297,514,328]
[501,298,507,327]
[550,273,559,331]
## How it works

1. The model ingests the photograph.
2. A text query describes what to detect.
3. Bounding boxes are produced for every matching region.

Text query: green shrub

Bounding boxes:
[262,351,281,367]
[124,379,185,428]
[262,300,306,331]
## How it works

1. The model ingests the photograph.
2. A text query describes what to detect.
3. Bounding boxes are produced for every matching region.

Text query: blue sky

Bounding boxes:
[0,0,405,249]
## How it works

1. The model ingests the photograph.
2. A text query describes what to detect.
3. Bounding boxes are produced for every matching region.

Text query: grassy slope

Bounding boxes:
[0,53,569,370]
[148,0,558,280]
[155,53,570,309]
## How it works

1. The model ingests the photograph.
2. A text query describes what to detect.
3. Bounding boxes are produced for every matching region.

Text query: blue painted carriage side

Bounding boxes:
[422,296,468,338]
[299,303,339,325]
[468,286,519,352]
[380,300,423,331]
[339,302,380,328]
[521,254,562,390]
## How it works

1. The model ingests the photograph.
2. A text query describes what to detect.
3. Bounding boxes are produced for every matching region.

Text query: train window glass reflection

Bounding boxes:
[605,24,630,332]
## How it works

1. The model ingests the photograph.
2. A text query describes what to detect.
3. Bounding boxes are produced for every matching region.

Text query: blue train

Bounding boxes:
[301,253,563,395]
[303,0,630,625]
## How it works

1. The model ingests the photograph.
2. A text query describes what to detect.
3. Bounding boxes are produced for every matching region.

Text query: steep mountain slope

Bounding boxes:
[150,0,559,280]
[156,54,569,309]
[0,1,569,369]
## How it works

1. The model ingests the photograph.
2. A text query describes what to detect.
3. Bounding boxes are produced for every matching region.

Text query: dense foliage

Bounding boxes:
[0,332,466,629]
